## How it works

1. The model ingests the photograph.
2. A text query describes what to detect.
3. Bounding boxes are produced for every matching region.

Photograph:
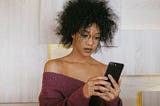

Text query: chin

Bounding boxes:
[82,52,93,57]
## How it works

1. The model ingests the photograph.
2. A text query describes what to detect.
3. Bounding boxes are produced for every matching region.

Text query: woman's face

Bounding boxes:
[72,23,100,57]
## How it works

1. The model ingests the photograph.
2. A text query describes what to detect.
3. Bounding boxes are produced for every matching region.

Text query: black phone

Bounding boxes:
[104,62,124,88]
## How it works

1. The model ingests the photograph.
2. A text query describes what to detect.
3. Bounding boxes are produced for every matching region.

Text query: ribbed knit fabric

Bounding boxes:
[39,72,122,106]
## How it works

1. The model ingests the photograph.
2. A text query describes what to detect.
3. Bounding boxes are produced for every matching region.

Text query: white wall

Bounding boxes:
[92,29,160,75]
[121,0,160,29]
[0,0,47,104]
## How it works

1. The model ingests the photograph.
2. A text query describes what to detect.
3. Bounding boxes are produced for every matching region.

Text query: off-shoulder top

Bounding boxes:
[39,72,122,106]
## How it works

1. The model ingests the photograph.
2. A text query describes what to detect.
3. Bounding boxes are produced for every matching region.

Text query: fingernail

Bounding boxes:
[108,74,111,77]
[106,88,109,92]
[104,77,108,80]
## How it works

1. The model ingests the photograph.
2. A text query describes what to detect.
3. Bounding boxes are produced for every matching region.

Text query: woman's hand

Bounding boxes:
[83,76,109,98]
[100,74,122,101]
[83,75,122,101]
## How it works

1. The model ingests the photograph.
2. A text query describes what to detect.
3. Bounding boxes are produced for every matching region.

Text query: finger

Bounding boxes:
[106,83,120,97]
[93,80,110,87]
[89,76,108,81]
[118,76,122,86]
[104,78,120,97]
[109,86,121,97]
[108,74,119,89]
[88,76,109,87]
[92,88,112,98]
[107,92,114,100]
[94,85,109,93]
[87,80,108,88]
[89,85,106,97]
[99,92,114,101]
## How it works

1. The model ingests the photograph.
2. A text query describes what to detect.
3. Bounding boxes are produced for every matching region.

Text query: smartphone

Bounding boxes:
[104,62,124,88]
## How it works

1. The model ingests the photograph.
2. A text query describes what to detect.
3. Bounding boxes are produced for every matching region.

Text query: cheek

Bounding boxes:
[76,38,85,46]
[93,45,98,50]
[74,38,84,47]
[77,37,85,42]
[94,42,100,47]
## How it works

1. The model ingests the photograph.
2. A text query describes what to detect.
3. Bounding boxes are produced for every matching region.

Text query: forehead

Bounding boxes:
[80,23,100,33]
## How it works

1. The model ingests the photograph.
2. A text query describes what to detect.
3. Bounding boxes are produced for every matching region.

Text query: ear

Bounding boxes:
[71,34,77,45]
[72,34,76,39]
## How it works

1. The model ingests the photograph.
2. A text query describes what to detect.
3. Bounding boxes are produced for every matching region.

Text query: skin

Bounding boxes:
[44,23,121,102]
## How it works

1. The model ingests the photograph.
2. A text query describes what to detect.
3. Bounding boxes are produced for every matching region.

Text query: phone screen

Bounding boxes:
[104,62,124,88]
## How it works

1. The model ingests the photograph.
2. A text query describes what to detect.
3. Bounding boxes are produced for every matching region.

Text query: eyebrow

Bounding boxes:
[80,29,100,35]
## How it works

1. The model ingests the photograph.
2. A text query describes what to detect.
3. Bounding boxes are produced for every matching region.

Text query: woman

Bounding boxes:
[39,0,122,106]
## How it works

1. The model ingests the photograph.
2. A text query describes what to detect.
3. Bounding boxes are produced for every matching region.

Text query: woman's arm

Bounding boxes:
[39,72,90,106]
[39,86,89,106]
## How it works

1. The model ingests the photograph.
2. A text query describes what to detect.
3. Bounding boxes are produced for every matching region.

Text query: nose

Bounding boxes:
[86,37,94,45]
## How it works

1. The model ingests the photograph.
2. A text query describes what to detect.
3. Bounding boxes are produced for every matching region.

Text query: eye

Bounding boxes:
[80,34,89,38]
[94,36,101,40]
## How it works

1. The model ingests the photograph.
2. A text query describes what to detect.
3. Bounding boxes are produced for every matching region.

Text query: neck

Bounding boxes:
[67,50,93,63]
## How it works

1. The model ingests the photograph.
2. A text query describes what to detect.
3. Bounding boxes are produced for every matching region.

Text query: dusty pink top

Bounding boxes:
[39,72,122,106]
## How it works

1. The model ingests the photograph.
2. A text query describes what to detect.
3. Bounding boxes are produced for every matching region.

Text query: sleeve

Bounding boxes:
[39,73,90,106]
[105,96,123,106]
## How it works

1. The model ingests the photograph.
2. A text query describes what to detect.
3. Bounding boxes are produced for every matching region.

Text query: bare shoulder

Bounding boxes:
[92,58,107,74]
[44,58,63,73]
[93,58,107,67]
[99,62,107,75]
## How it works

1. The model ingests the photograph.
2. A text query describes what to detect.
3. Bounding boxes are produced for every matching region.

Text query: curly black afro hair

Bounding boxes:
[56,0,118,48]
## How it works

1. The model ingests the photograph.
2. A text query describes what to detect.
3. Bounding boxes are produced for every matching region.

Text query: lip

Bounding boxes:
[83,48,93,53]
